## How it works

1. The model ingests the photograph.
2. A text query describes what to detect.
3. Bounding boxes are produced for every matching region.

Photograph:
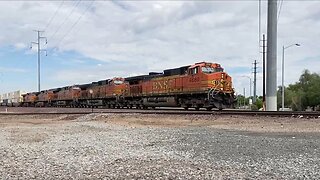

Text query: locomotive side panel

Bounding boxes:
[142,76,184,96]
[128,84,142,96]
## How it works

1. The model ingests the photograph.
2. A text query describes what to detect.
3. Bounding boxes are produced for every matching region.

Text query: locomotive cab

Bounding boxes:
[187,62,223,75]
[186,62,236,109]
[188,62,233,92]
[106,77,128,97]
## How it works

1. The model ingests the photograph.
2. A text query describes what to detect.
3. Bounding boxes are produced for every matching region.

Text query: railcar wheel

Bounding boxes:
[195,107,200,111]
[206,107,212,111]
[184,107,189,110]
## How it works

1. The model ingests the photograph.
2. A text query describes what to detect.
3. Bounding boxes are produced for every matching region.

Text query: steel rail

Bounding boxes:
[0,109,319,118]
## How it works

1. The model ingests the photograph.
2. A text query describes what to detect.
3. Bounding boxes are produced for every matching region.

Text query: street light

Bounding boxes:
[89,89,93,113]
[281,43,300,111]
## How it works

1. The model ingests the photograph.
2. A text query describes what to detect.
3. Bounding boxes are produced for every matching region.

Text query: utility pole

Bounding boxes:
[252,60,257,103]
[243,88,246,109]
[31,30,47,92]
[266,0,277,111]
[262,34,267,110]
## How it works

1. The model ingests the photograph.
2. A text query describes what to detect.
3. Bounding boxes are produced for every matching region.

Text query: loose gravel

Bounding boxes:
[0,113,319,179]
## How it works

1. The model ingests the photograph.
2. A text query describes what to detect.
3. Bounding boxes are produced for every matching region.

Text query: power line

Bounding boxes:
[258,0,261,41]
[44,1,65,31]
[258,0,261,61]
[55,0,95,49]
[277,0,284,22]
[47,0,82,43]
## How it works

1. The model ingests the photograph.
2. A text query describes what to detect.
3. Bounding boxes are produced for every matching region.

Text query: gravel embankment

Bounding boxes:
[0,114,319,179]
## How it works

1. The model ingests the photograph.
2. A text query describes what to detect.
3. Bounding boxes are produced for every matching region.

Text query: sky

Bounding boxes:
[0,0,320,97]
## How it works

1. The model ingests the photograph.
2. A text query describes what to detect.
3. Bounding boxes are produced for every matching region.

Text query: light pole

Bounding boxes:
[89,89,93,113]
[281,43,300,111]
[241,76,252,109]
[243,88,246,109]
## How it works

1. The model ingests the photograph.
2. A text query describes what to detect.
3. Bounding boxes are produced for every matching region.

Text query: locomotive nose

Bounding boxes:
[210,72,231,91]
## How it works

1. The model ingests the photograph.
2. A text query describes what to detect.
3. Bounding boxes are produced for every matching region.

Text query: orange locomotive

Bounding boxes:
[78,77,128,108]
[36,90,57,107]
[21,62,236,110]
[126,62,235,110]
[22,92,38,107]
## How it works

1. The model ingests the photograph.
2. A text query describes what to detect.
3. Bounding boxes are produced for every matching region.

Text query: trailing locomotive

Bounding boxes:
[22,62,236,110]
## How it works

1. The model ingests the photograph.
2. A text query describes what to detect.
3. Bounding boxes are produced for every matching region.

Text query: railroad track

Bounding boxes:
[0,107,320,118]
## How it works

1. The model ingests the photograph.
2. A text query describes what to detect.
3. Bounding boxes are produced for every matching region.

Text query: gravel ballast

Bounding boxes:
[0,113,319,179]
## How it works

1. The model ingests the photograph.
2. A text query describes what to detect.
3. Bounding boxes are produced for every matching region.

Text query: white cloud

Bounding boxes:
[14,43,27,49]
[0,67,27,73]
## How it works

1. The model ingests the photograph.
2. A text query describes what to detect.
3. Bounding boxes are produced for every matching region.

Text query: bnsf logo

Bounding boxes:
[212,80,220,85]
[153,80,170,90]
[212,80,231,88]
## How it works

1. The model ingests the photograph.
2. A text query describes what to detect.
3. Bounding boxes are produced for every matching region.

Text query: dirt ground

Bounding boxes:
[86,114,320,133]
[0,113,319,133]
[1,113,320,179]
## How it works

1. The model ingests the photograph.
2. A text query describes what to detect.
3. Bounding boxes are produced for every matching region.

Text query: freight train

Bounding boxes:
[21,62,236,110]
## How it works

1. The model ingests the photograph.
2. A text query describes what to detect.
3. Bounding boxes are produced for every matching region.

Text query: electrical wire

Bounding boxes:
[44,1,65,31]
[55,0,95,49]
[277,0,284,22]
[258,0,261,55]
[47,0,82,43]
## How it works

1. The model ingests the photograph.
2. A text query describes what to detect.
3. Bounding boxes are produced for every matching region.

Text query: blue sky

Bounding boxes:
[1,1,320,96]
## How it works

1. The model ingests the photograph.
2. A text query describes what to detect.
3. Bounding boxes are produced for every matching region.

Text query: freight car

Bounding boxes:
[21,62,236,110]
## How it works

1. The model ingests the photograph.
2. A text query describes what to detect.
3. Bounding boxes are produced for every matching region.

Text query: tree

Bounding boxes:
[253,96,263,110]
[285,70,320,110]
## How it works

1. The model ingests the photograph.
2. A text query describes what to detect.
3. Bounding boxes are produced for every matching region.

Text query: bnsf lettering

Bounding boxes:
[153,80,170,90]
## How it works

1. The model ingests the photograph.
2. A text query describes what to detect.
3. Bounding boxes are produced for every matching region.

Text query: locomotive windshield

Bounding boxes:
[113,80,124,85]
[201,67,223,74]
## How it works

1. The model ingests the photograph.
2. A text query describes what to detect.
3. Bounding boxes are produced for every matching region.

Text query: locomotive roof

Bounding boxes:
[78,83,92,89]
[163,65,190,76]
[125,65,190,83]
[125,73,163,83]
